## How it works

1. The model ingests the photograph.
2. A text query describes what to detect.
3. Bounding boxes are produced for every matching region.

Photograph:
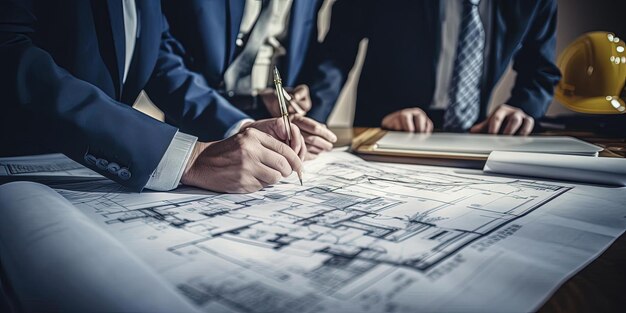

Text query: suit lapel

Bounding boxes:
[488,0,525,87]
[121,0,147,104]
[428,0,443,83]
[106,0,126,97]
[432,0,443,61]
[284,0,316,85]
[227,0,246,64]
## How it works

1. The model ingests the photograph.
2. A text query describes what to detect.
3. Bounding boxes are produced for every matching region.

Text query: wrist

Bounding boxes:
[182,141,207,182]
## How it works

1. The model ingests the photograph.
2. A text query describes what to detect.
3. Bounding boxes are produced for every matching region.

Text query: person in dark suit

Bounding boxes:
[162,0,337,159]
[0,0,306,193]
[306,0,561,135]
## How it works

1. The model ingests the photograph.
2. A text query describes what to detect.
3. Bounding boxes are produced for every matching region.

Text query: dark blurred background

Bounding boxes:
[324,0,626,130]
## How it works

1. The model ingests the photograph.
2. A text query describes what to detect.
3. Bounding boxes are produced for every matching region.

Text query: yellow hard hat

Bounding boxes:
[555,32,626,114]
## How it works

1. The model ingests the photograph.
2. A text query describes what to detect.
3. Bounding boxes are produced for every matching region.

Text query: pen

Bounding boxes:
[273,66,303,186]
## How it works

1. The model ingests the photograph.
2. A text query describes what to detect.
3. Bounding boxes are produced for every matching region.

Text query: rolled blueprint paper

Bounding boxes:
[484,151,626,186]
[0,181,200,313]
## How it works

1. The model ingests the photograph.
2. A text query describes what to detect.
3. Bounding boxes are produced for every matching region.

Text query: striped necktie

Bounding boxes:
[444,0,484,131]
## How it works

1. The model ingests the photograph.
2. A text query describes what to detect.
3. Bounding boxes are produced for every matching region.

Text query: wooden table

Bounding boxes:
[331,127,626,313]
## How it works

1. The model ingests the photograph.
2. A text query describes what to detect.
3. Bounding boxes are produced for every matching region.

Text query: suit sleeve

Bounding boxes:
[507,0,561,118]
[143,15,250,141]
[301,0,368,123]
[0,0,177,192]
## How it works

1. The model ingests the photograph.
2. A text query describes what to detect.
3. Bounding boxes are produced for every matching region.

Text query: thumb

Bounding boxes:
[272,117,290,141]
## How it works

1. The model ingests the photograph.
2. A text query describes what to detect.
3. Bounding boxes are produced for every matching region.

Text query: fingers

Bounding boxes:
[248,118,307,160]
[286,100,305,115]
[383,118,401,131]
[470,120,487,133]
[267,117,290,142]
[304,134,334,152]
[381,114,396,130]
[292,116,335,156]
[426,119,434,133]
[281,90,303,115]
[518,116,535,136]
[413,113,428,132]
[477,105,534,135]
[292,85,312,112]
[502,113,524,135]
[488,109,506,134]
[255,129,303,174]
[401,112,415,132]
[289,123,307,161]
[307,144,324,155]
[382,108,432,133]
[253,163,283,186]
[256,149,292,179]
[230,178,264,194]
[293,116,337,143]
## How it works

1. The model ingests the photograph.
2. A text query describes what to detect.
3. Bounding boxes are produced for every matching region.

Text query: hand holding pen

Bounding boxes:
[258,70,338,161]
[273,66,304,185]
[258,84,312,117]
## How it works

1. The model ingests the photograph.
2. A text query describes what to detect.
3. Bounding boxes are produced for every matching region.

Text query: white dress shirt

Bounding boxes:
[225,0,293,94]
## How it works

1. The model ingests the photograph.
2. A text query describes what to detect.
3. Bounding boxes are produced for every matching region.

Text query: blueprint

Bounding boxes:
[43,151,626,312]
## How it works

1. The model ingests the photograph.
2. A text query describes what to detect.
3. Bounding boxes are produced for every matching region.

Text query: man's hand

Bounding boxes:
[470,104,534,136]
[290,115,337,160]
[259,84,312,117]
[381,108,434,133]
[181,126,304,193]
[242,118,307,161]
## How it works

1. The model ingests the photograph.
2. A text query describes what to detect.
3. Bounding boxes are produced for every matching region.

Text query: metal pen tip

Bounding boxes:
[273,66,281,82]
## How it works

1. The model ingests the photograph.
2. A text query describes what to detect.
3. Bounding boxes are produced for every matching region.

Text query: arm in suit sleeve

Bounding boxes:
[507,0,561,118]
[0,0,177,192]
[301,0,368,123]
[143,15,250,142]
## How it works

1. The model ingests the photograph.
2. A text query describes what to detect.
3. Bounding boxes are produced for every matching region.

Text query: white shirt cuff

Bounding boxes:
[224,118,255,139]
[145,131,197,191]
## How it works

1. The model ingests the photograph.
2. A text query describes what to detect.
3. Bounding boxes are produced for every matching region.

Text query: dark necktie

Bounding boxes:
[444,0,485,131]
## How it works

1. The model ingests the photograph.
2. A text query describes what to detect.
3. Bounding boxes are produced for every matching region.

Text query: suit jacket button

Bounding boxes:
[96,158,109,170]
[84,154,97,165]
[118,168,131,180]
[107,162,120,174]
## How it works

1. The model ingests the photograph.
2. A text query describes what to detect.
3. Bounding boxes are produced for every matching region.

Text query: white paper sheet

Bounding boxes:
[484,151,626,186]
[0,182,200,313]
[25,151,625,312]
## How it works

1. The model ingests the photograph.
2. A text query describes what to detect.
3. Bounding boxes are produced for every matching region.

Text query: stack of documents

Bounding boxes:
[354,131,626,186]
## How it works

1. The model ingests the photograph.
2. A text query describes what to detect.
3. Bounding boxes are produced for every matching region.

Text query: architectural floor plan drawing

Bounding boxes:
[48,152,626,312]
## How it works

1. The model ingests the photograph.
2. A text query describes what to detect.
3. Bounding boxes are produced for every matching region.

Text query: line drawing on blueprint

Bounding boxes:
[54,152,570,312]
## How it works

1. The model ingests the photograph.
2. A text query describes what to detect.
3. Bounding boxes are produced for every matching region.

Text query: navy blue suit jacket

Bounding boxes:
[162,0,323,118]
[0,0,249,191]
[306,0,561,127]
